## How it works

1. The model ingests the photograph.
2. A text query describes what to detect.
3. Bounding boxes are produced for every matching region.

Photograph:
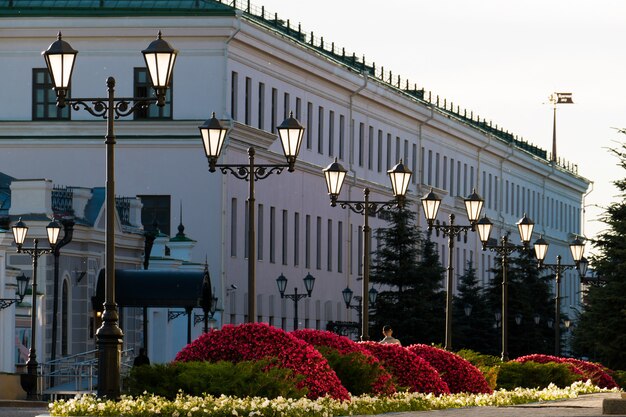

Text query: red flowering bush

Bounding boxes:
[175,323,349,400]
[407,344,492,394]
[359,341,450,395]
[292,329,395,395]
[563,358,619,389]
[515,354,619,388]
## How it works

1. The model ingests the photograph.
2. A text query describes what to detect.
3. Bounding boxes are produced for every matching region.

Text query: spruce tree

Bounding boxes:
[572,141,626,370]
[370,203,445,345]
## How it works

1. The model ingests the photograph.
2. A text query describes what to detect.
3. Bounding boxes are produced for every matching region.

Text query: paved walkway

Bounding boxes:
[0,392,623,417]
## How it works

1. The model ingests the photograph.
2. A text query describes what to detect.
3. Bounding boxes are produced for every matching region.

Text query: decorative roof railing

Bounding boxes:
[1,0,580,175]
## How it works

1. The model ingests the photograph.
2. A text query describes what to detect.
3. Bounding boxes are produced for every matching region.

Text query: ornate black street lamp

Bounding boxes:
[42,31,177,398]
[276,273,315,330]
[199,112,305,324]
[341,286,378,331]
[533,236,585,356]
[11,218,62,397]
[323,158,411,340]
[475,213,535,361]
[0,273,29,311]
[421,187,484,350]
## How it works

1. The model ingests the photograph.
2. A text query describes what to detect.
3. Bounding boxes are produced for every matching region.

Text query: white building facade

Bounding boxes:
[0,1,589,353]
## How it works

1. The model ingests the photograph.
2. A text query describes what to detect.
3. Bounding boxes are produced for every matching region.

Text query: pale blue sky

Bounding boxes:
[258,0,626,249]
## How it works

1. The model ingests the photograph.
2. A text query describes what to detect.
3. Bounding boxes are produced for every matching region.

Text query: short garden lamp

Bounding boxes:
[515,313,523,325]
[341,286,353,308]
[464,304,473,317]
[533,313,541,325]
[276,273,288,297]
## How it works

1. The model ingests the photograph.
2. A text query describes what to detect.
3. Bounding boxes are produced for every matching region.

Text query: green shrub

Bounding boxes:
[496,361,578,390]
[126,360,306,399]
[612,370,626,388]
[317,347,390,396]
[455,349,501,390]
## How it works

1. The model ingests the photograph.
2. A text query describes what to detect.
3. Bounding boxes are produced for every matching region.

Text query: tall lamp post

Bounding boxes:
[341,286,378,332]
[475,213,535,361]
[533,236,586,356]
[276,273,315,330]
[199,112,305,324]
[323,158,412,340]
[421,187,485,350]
[11,218,62,397]
[42,31,177,398]
[0,273,29,311]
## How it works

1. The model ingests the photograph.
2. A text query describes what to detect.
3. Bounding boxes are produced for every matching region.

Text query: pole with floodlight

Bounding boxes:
[474,213,535,361]
[199,112,305,324]
[421,187,485,350]
[533,236,586,356]
[11,218,62,398]
[42,31,177,398]
[323,158,412,340]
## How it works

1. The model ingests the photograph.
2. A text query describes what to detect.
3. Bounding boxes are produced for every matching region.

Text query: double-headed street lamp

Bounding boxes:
[421,188,485,350]
[43,31,177,398]
[533,236,586,356]
[474,213,535,361]
[11,218,62,397]
[342,286,378,331]
[199,112,305,324]
[0,274,29,311]
[323,158,412,340]
[276,273,315,330]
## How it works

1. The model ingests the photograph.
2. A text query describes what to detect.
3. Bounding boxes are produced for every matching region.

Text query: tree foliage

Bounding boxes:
[370,203,445,346]
[572,140,626,370]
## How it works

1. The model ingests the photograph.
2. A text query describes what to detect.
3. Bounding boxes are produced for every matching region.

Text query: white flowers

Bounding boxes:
[48,380,619,417]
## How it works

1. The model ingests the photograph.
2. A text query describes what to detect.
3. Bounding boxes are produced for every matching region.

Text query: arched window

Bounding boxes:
[61,279,69,356]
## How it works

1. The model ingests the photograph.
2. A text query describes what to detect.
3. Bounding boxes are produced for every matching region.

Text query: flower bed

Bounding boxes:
[48,380,616,417]
[407,344,492,394]
[359,341,450,395]
[175,323,349,400]
[292,329,395,395]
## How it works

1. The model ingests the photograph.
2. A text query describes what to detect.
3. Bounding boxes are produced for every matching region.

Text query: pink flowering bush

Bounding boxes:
[407,344,492,394]
[359,341,450,395]
[514,354,620,388]
[175,323,350,400]
[292,329,395,395]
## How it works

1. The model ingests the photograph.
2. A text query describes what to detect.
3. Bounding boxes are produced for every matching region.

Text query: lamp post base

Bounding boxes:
[96,320,124,399]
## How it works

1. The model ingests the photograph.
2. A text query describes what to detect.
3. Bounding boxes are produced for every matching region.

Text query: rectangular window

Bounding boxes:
[411,144,417,184]
[318,106,325,154]
[329,110,335,156]
[420,146,425,184]
[358,122,364,166]
[482,172,486,205]
[338,221,343,273]
[488,173,493,209]
[139,195,171,236]
[427,150,433,185]
[316,216,322,270]
[443,156,448,191]
[339,114,345,160]
[327,219,333,271]
[494,176,498,211]
[231,71,238,120]
[245,77,251,125]
[283,92,290,121]
[295,97,302,121]
[305,215,311,268]
[450,158,455,193]
[271,88,278,132]
[387,134,393,170]
[258,204,264,260]
[470,166,474,192]
[395,136,401,163]
[435,152,440,188]
[377,130,383,172]
[456,161,461,196]
[404,139,409,163]
[32,68,71,120]
[505,180,509,214]
[282,210,288,265]
[463,163,468,196]
[231,198,237,257]
[258,83,265,130]
[368,126,374,170]
[306,102,313,149]
[294,212,300,266]
[134,68,172,119]
[270,206,276,263]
